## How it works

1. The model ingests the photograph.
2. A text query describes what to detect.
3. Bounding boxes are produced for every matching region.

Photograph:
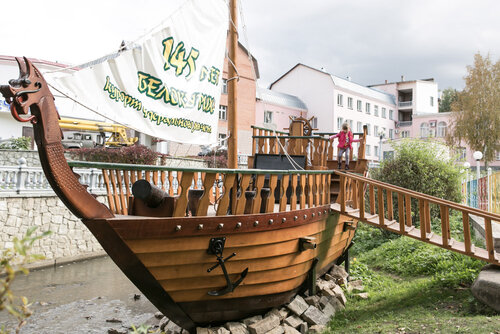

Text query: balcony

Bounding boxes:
[398,101,413,108]
[397,121,412,127]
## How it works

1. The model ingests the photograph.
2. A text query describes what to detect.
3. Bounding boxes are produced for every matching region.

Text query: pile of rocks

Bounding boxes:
[126,264,368,334]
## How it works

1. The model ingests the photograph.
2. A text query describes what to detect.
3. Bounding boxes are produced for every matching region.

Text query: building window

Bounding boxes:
[337,117,344,130]
[218,133,227,147]
[382,127,386,136]
[430,96,434,106]
[357,100,362,112]
[357,121,363,133]
[264,110,273,124]
[366,145,371,156]
[374,146,379,157]
[437,121,447,137]
[365,103,371,114]
[219,105,227,120]
[389,109,394,120]
[348,119,353,130]
[222,79,227,94]
[420,123,429,138]
[311,117,318,129]
[374,125,379,136]
[337,94,343,106]
[366,124,371,136]
[374,105,379,117]
[347,97,353,109]
[401,130,410,138]
[496,151,500,160]
[389,129,394,139]
[382,107,386,118]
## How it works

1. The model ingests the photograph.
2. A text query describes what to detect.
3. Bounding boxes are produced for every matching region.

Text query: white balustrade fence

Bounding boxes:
[0,160,107,196]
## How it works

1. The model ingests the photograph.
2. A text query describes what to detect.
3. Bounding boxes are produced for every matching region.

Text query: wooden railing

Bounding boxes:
[333,171,500,265]
[68,161,332,217]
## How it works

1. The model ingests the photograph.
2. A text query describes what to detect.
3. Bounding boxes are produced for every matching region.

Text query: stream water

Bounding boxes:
[0,256,158,333]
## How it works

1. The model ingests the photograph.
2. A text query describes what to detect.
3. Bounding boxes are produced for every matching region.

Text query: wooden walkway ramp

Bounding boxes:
[331,171,500,265]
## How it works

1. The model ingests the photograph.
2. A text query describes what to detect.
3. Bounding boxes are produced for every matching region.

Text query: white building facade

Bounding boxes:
[270,64,397,161]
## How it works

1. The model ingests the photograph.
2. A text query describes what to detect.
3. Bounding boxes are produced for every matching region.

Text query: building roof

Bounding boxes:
[257,87,307,110]
[330,74,396,105]
[270,63,396,106]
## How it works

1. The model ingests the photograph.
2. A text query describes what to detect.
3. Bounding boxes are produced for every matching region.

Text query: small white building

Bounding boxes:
[270,63,397,161]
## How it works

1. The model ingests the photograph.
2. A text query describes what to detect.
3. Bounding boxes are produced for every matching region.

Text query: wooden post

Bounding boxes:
[369,184,375,214]
[387,190,393,221]
[484,217,495,261]
[440,205,449,247]
[359,181,365,220]
[340,174,346,213]
[405,194,412,227]
[398,193,405,233]
[378,186,385,226]
[419,199,426,239]
[227,0,238,168]
[462,211,472,254]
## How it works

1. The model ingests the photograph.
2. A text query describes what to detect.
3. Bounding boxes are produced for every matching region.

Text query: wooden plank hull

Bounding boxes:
[84,205,357,329]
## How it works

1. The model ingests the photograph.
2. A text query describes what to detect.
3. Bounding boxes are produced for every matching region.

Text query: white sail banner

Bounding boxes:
[47,0,228,145]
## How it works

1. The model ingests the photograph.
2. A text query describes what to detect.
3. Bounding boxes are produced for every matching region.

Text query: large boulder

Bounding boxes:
[471,264,500,312]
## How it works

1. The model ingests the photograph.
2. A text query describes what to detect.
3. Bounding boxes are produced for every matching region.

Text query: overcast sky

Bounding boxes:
[1,0,499,91]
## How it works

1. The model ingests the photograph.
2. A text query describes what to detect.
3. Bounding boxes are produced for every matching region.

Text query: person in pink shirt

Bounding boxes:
[329,123,360,170]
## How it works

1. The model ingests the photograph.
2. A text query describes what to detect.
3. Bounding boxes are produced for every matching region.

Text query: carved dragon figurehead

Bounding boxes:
[1,57,113,220]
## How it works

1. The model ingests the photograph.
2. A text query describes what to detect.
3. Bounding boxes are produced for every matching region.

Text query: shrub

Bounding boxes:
[199,150,228,168]
[69,145,159,165]
[0,137,31,150]
[1,227,51,334]
[371,139,462,223]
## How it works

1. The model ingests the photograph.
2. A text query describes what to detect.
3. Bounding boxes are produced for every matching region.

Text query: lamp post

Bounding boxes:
[473,151,483,180]
[379,133,385,162]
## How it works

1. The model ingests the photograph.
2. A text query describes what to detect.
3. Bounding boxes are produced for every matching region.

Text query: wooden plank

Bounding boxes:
[387,190,393,221]
[235,174,253,215]
[314,174,321,207]
[378,186,385,226]
[145,170,151,183]
[266,174,279,213]
[115,170,128,215]
[152,171,159,186]
[340,174,346,213]
[101,169,116,213]
[405,194,412,227]
[216,174,237,216]
[168,171,174,196]
[290,174,298,210]
[123,170,131,201]
[369,184,375,214]
[160,171,167,191]
[419,199,426,239]
[398,193,405,233]
[196,173,217,217]
[326,174,331,205]
[108,169,121,214]
[299,175,307,210]
[462,211,472,254]
[307,174,314,208]
[424,200,431,236]
[359,181,365,220]
[173,172,194,217]
[484,217,495,261]
[279,174,290,212]
[440,205,450,247]
[252,174,266,214]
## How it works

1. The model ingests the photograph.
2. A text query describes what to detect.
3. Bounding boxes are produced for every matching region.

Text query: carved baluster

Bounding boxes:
[299,174,306,209]
[235,174,253,215]
[251,174,266,214]
[196,172,217,216]
[290,174,298,210]
[102,169,116,213]
[279,174,289,212]
[173,172,194,217]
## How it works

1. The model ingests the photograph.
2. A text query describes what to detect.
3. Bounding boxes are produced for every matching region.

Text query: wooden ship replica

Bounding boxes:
[0,52,369,330]
[4,1,499,332]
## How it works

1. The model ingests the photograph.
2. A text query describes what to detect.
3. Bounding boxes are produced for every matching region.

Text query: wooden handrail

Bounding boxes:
[333,170,499,264]
[335,171,500,222]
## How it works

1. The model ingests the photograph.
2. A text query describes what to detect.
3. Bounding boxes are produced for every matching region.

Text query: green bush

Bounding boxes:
[0,137,31,150]
[371,139,462,223]
[1,227,51,334]
[69,145,159,165]
[351,223,398,256]
[360,236,483,287]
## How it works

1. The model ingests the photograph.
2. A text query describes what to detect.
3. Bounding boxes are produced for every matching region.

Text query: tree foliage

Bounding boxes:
[0,137,31,150]
[69,145,159,165]
[438,87,459,113]
[448,53,500,165]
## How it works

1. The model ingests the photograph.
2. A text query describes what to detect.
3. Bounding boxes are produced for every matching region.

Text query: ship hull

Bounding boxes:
[84,205,356,329]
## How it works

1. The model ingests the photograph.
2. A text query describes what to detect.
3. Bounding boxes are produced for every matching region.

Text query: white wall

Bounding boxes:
[271,65,334,132]
[414,81,439,114]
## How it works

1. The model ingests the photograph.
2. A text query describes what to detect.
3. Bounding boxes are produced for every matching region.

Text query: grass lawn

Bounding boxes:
[327,270,499,334]
[327,224,500,334]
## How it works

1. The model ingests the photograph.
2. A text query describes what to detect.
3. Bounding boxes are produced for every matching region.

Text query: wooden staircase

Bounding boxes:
[331,171,500,265]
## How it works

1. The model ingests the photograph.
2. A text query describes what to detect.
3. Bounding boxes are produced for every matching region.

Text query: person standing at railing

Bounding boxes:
[329,123,360,170]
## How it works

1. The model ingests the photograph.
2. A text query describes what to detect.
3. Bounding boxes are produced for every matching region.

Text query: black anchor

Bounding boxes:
[206,237,248,296]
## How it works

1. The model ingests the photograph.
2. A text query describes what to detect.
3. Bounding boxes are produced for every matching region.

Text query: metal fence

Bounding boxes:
[462,169,500,214]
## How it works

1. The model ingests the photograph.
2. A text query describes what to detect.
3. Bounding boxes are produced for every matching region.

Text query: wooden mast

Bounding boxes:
[227,0,238,168]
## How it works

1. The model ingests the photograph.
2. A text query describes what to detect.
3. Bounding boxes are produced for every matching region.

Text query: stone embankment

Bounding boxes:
[106,264,367,334]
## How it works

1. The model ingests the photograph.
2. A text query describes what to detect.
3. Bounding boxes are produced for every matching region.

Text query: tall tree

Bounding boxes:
[439,87,459,113]
[448,53,500,166]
